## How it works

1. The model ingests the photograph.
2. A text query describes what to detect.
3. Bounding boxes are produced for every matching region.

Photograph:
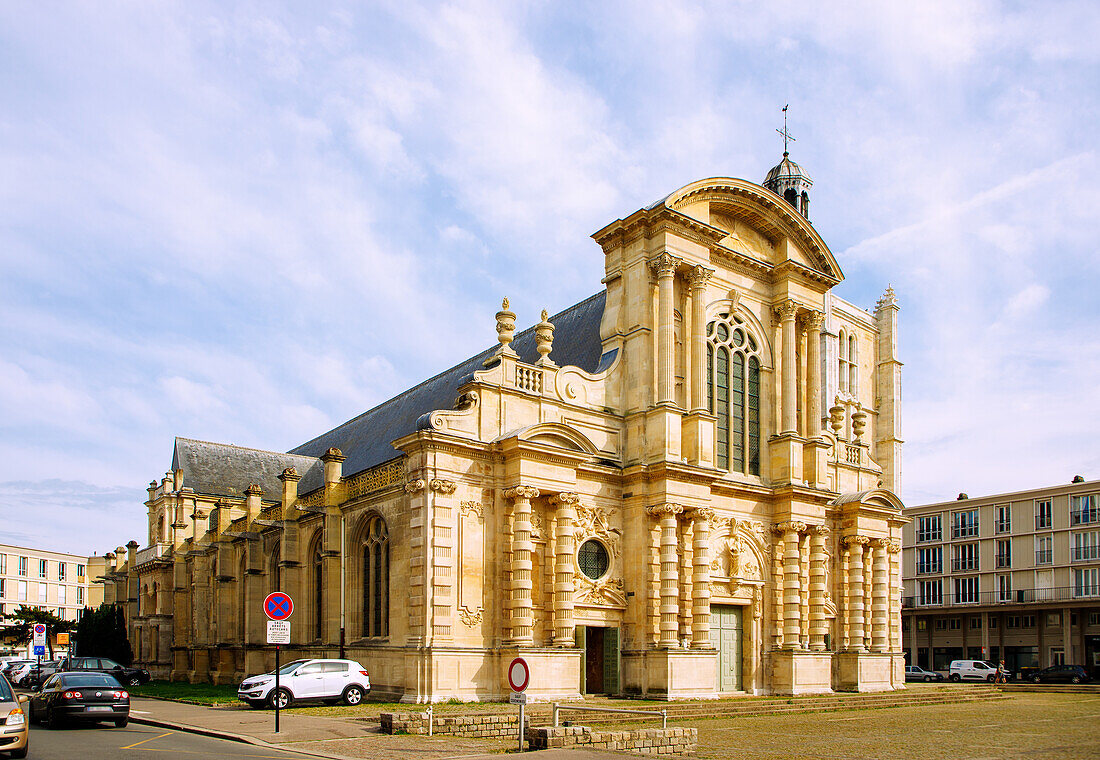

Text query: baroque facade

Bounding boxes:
[101,160,907,700]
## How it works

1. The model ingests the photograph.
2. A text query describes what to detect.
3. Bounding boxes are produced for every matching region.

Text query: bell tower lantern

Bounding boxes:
[764,105,813,220]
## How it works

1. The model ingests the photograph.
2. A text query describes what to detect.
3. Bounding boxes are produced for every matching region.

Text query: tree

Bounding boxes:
[1,605,75,659]
[74,604,132,666]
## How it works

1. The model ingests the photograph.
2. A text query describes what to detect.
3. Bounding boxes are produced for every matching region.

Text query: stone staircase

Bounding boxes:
[1002,684,1100,695]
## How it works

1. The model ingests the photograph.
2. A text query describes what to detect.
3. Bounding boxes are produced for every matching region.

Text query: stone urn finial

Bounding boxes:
[535,309,556,367]
[851,404,867,442]
[828,400,845,437]
[494,298,518,357]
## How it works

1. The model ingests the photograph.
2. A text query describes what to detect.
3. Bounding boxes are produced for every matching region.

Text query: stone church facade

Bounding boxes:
[101,160,907,701]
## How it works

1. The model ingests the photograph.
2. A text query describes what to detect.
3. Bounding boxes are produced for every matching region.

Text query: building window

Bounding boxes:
[360,515,389,638]
[1072,530,1100,562]
[707,313,761,475]
[953,577,979,604]
[995,505,1011,534]
[917,515,942,543]
[951,510,979,539]
[310,534,324,640]
[996,574,1012,603]
[917,547,942,574]
[58,563,66,581]
[76,586,84,606]
[995,538,1012,569]
[77,563,85,579]
[578,540,611,580]
[0,579,4,598]
[901,617,910,632]
[17,581,26,601]
[935,619,947,631]
[37,584,47,603]
[38,559,47,578]
[1089,612,1100,626]
[18,557,27,577]
[951,543,979,572]
[0,554,6,574]
[916,619,928,631]
[1051,647,1065,666]
[207,508,218,534]
[948,617,961,630]
[838,329,849,393]
[970,616,982,629]
[918,580,942,606]
[57,585,66,605]
[1036,499,1052,529]
[1035,535,1053,565]
[1073,567,1099,598]
[1071,494,1099,526]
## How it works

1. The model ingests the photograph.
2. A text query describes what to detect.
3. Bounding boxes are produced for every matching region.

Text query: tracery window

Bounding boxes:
[361,515,389,638]
[310,534,324,640]
[707,313,761,475]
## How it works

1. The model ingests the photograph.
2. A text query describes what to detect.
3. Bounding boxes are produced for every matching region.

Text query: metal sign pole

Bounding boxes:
[518,700,524,752]
[274,644,280,734]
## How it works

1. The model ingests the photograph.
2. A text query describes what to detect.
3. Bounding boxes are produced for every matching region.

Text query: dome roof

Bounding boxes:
[764,153,813,187]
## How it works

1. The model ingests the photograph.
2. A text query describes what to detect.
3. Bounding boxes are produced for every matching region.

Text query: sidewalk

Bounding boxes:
[127,698,633,760]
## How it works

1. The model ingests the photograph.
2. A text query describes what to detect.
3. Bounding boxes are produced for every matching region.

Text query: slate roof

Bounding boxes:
[172,438,324,500]
[290,291,609,477]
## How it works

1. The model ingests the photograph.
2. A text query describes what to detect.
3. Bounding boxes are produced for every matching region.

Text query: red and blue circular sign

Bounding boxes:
[264,592,294,621]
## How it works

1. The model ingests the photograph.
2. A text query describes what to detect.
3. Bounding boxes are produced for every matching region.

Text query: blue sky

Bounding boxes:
[1,1,1098,555]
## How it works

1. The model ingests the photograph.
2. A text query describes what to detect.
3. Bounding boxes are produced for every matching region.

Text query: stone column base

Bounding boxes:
[802,438,831,489]
[622,648,717,700]
[682,412,715,466]
[835,651,899,692]
[769,650,833,695]
[768,433,805,486]
[646,405,683,462]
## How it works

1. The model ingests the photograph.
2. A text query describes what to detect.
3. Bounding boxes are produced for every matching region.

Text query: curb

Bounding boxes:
[127,715,364,760]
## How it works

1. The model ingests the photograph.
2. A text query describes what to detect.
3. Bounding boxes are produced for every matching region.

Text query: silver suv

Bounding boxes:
[237,658,371,708]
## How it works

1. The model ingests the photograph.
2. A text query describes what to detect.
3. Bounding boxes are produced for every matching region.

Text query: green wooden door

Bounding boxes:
[710,605,743,692]
[602,627,620,695]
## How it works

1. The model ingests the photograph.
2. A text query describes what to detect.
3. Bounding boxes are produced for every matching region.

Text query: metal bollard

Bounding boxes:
[426,705,433,736]
[661,709,667,729]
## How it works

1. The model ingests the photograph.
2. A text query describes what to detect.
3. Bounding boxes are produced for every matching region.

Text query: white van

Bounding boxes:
[948,659,1005,682]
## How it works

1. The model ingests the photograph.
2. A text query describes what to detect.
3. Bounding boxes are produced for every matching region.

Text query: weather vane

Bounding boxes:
[776,104,795,156]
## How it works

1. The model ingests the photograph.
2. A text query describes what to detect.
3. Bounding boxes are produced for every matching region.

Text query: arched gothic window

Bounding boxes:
[847,334,858,396]
[361,515,390,638]
[838,329,849,393]
[310,533,324,640]
[707,313,762,475]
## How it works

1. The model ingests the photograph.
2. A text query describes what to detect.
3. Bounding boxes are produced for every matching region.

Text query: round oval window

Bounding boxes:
[578,540,610,580]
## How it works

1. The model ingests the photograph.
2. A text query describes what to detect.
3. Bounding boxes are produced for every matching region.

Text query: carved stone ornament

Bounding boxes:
[647,252,681,278]
[495,298,517,349]
[869,537,891,549]
[774,299,799,323]
[504,485,539,501]
[574,575,626,607]
[404,479,426,494]
[458,605,483,627]
[801,309,825,331]
[459,500,484,518]
[772,520,807,535]
[278,467,301,482]
[646,503,684,519]
[688,506,716,524]
[843,534,870,548]
[886,538,902,554]
[807,523,831,537]
[429,479,457,495]
[829,401,845,437]
[688,265,713,290]
[551,492,580,507]
[851,405,868,442]
[535,309,556,367]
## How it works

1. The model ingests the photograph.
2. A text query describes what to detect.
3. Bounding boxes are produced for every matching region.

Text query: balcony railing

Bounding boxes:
[1072,545,1100,562]
[951,558,979,572]
[1035,550,1053,565]
[1035,515,1052,530]
[916,564,942,575]
[1071,508,1100,526]
[951,526,979,539]
[133,543,171,566]
[903,585,1095,608]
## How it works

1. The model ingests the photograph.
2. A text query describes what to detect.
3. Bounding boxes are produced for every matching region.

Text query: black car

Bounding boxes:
[55,657,150,687]
[30,672,130,728]
[1029,665,1091,684]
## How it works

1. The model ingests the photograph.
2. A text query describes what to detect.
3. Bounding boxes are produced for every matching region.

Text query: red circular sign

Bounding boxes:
[508,657,530,692]
[264,592,294,621]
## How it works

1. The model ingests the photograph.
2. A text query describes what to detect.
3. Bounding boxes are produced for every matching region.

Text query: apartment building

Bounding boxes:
[0,543,105,651]
[901,478,1100,677]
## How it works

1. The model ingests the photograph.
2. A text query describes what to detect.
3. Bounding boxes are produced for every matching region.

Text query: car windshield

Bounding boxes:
[0,677,13,702]
[271,660,309,676]
[62,674,121,688]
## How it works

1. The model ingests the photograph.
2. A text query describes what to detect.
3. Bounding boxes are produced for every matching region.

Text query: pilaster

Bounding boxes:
[688,507,714,649]
[504,485,539,646]
[647,503,684,648]
[550,492,578,647]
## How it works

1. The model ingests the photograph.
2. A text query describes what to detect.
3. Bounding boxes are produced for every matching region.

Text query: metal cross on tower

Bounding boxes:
[776,104,795,157]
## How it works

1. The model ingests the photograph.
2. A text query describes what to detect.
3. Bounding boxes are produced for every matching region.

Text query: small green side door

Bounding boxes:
[710,605,743,692]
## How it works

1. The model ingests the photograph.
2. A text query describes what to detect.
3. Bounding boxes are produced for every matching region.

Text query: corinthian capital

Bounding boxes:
[869,537,891,549]
[800,309,825,331]
[774,299,799,322]
[772,520,807,535]
[843,534,870,548]
[429,479,457,495]
[646,503,684,519]
[504,485,540,501]
[688,506,716,524]
[687,265,713,290]
[550,492,580,507]
[806,523,831,537]
[648,252,681,278]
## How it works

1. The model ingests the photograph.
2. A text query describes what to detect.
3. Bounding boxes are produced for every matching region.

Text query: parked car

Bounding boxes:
[0,674,29,757]
[20,661,62,690]
[237,658,371,708]
[55,657,150,687]
[0,662,31,680]
[1029,665,1091,684]
[905,665,944,682]
[29,671,129,728]
[948,659,1012,682]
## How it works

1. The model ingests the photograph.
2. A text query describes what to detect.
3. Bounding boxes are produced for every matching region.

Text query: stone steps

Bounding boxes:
[1002,684,1100,694]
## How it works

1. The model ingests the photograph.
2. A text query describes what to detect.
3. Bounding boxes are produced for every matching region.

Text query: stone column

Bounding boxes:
[776,300,800,434]
[840,538,850,650]
[429,478,457,641]
[551,493,578,647]
[688,265,713,413]
[871,539,889,652]
[772,541,785,648]
[504,486,539,646]
[647,504,684,648]
[650,253,681,406]
[803,310,825,436]
[690,507,715,648]
[888,539,903,652]
[679,520,694,644]
[403,478,427,644]
[776,521,806,649]
[863,542,874,651]
[800,531,811,648]
[845,536,868,651]
[808,525,830,651]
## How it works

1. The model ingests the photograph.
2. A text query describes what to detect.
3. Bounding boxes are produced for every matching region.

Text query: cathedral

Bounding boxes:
[100,150,907,700]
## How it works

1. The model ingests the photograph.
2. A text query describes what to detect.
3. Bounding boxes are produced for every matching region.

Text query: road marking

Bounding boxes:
[121,731,174,749]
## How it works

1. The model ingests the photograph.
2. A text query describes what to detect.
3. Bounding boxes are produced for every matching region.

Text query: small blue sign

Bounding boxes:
[33,645,45,656]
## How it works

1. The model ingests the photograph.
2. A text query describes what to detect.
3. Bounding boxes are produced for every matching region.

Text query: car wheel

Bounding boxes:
[949,674,960,682]
[342,685,364,706]
[128,676,142,687]
[1032,675,1041,683]
[10,744,28,759]
[925,675,933,682]
[114,717,129,728]
[269,688,292,709]
[1071,675,1081,684]
[987,674,996,683]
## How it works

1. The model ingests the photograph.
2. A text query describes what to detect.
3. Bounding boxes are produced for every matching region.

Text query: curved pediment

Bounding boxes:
[830,489,905,512]
[499,423,601,455]
[658,177,841,280]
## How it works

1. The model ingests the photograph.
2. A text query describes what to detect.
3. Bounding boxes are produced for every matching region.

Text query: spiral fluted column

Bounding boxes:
[845,535,869,651]
[648,504,684,648]
[690,508,715,648]
[504,486,539,645]
[871,538,890,652]
[551,492,578,647]
[808,525,830,651]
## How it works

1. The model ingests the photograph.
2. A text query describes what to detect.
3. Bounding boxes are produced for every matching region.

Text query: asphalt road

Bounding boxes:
[21,721,324,759]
